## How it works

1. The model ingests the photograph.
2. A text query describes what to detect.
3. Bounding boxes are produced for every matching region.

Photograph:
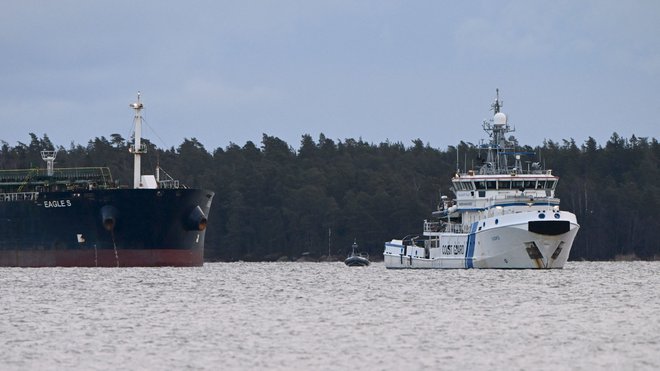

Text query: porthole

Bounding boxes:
[554,213,560,219]
[539,213,546,219]
[495,219,499,225]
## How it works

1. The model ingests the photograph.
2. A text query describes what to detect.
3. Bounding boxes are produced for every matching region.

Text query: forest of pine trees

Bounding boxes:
[1,132,658,261]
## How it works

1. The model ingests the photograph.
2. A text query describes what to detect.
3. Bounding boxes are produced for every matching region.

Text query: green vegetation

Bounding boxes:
[2,132,658,261]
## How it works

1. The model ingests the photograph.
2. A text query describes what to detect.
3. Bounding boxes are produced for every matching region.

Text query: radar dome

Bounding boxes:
[494,112,507,126]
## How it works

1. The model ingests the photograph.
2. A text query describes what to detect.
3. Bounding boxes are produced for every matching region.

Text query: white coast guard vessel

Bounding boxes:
[384,90,579,269]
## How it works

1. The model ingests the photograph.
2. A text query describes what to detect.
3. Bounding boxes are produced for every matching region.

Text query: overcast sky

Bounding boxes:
[1,1,658,152]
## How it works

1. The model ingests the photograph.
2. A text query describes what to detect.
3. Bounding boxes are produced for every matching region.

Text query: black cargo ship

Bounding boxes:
[0,94,214,267]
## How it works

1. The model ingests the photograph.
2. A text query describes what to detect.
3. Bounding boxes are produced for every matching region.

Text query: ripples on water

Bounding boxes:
[1,262,658,370]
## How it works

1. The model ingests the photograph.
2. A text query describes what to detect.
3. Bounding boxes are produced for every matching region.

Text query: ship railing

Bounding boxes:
[490,196,560,207]
[0,167,114,187]
[482,197,560,217]
[0,192,39,202]
[424,220,470,234]
[446,223,470,233]
[158,179,182,189]
[156,166,185,189]
[424,221,442,233]
[464,168,553,176]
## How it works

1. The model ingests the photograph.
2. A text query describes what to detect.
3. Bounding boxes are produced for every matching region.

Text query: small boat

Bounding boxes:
[344,240,370,266]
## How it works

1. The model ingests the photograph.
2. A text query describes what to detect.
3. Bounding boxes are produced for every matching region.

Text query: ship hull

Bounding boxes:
[344,256,370,267]
[0,188,214,267]
[383,211,579,269]
[0,248,203,267]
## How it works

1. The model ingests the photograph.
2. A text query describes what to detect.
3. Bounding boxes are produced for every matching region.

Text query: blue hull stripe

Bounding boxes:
[465,222,478,268]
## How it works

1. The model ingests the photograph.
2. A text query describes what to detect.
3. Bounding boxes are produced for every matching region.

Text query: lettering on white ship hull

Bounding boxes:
[441,244,466,255]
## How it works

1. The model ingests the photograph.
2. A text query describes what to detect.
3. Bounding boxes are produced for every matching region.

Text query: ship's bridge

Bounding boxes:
[450,172,559,209]
[451,172,557,193]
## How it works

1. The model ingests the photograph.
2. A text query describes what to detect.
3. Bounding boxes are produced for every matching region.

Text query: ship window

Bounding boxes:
[464,182,474,190]
[536,181,546,189]
[523,180,536,189]
[499,181,511,189]
[475,181,486,190]
[512,180,523,190]
[486,181,496,189]
[478,190,485,197]
[547,180,556,189]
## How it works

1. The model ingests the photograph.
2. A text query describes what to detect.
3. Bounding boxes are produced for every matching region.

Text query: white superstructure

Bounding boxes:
[384,90,579,269]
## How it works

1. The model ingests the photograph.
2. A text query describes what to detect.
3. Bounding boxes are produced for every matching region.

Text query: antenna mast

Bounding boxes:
[492,88,502,113]
[129,92,146,189]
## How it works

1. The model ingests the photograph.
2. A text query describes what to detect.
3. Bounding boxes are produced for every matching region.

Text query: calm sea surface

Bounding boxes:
[1,261,658,370]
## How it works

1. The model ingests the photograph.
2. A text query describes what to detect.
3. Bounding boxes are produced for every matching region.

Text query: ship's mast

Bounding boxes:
[129,92,146,189]
[492,88,502,114]
[481,89,514,174]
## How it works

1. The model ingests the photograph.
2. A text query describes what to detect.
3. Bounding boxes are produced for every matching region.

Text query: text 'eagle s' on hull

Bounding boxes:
[0,93,214,267]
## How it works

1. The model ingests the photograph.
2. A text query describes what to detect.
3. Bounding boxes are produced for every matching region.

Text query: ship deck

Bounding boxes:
[0,167,114,191]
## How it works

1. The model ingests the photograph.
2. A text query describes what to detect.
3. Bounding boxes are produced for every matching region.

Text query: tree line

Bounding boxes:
[1,132,658,261]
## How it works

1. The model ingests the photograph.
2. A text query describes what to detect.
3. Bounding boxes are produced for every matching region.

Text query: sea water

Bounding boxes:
[1,261,658,370]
